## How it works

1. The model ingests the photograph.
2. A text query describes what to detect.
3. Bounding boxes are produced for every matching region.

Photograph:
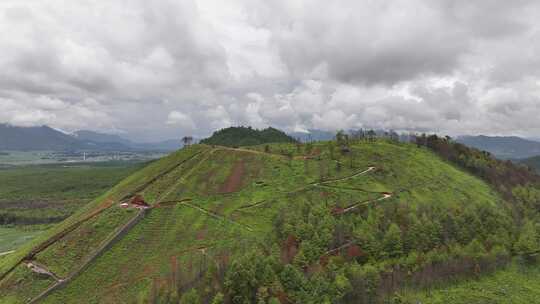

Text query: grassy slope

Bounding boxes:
[399,262,540,303]
[0,141,509,303]
[0,146,208,297]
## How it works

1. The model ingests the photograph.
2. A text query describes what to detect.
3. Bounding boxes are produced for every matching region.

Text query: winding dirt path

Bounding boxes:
[339,193,393,214]
[317,166,376,186]
[235,200,269,211]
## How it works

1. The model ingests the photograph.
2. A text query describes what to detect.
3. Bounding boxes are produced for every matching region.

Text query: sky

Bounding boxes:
[0,0,540,141]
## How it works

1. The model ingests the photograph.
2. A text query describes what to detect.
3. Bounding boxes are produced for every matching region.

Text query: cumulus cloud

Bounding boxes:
[166,111,196,130]
[1,0,540,140]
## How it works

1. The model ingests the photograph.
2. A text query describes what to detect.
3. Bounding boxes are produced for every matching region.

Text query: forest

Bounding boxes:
[200,127,297,147]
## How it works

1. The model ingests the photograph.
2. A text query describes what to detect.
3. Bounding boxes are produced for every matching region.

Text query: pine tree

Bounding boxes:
[515,220,540,263]
[383,223,403,259]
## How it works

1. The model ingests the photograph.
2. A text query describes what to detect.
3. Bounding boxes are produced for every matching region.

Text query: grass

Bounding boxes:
[399,262,540,303]
[0,141,517,303]
[0,227,45,253]
[0,264,55,302]
[43,205,247,303]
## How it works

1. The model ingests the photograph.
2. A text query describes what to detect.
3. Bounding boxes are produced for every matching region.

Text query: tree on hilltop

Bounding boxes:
[182,136,194,147]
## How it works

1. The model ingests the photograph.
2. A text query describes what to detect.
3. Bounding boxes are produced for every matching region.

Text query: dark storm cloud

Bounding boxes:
[1,0,540,140]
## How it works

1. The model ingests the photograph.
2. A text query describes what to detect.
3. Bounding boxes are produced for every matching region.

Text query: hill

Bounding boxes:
[457,135,540,159]
[0,139,538,303]
[200,126,296,147]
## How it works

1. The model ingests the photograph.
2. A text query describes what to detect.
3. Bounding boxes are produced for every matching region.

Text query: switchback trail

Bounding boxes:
[337,193,393,214]
[317,166,376,186]
[287,166,376,195]
[233,166,388,215]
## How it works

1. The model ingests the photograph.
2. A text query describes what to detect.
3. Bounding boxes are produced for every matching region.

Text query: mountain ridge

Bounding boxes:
[0,124,180,152]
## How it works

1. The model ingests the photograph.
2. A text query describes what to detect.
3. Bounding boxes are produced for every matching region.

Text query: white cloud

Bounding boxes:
[1,0,540,140]
[166,111,196,130]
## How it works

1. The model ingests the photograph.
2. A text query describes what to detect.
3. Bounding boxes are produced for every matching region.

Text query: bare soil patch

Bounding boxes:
[219,160,246,193]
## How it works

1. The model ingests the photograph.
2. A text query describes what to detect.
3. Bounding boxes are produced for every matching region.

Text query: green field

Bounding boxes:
[0,227,44,253]
[0,161,142,255]
[0,141,537,303]
[399,262,540,303]
[0,161,143,225]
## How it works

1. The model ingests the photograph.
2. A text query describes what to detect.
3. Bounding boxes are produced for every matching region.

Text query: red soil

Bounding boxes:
[281,235,299,264]
[219,160,246,193]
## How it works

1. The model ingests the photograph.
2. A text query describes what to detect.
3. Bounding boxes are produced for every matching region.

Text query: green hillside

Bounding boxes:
[399,262,540,303]
[199,126,297,147]
[0,140,538,303]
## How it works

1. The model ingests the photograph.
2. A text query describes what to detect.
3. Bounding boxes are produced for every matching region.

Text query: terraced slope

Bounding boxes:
[0,141,505,303]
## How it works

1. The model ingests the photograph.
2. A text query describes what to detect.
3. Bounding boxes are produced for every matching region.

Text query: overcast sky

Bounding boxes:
[1,0,539,141]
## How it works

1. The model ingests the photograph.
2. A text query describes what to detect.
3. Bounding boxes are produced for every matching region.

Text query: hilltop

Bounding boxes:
[0,137,539,303]
[200,126,296,147]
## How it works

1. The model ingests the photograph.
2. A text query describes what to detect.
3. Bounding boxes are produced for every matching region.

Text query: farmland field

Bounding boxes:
[0,161,143,252]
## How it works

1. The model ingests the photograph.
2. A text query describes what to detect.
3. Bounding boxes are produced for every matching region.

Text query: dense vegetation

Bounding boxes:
[1,134,539,303]
[200,126,297,147]
[520,155,540,173]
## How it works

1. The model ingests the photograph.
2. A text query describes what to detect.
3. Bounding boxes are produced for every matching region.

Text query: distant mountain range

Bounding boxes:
[0,124,181,152]
[456,135,540,159]
[74,130,183,151]
[3,124,540,158]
